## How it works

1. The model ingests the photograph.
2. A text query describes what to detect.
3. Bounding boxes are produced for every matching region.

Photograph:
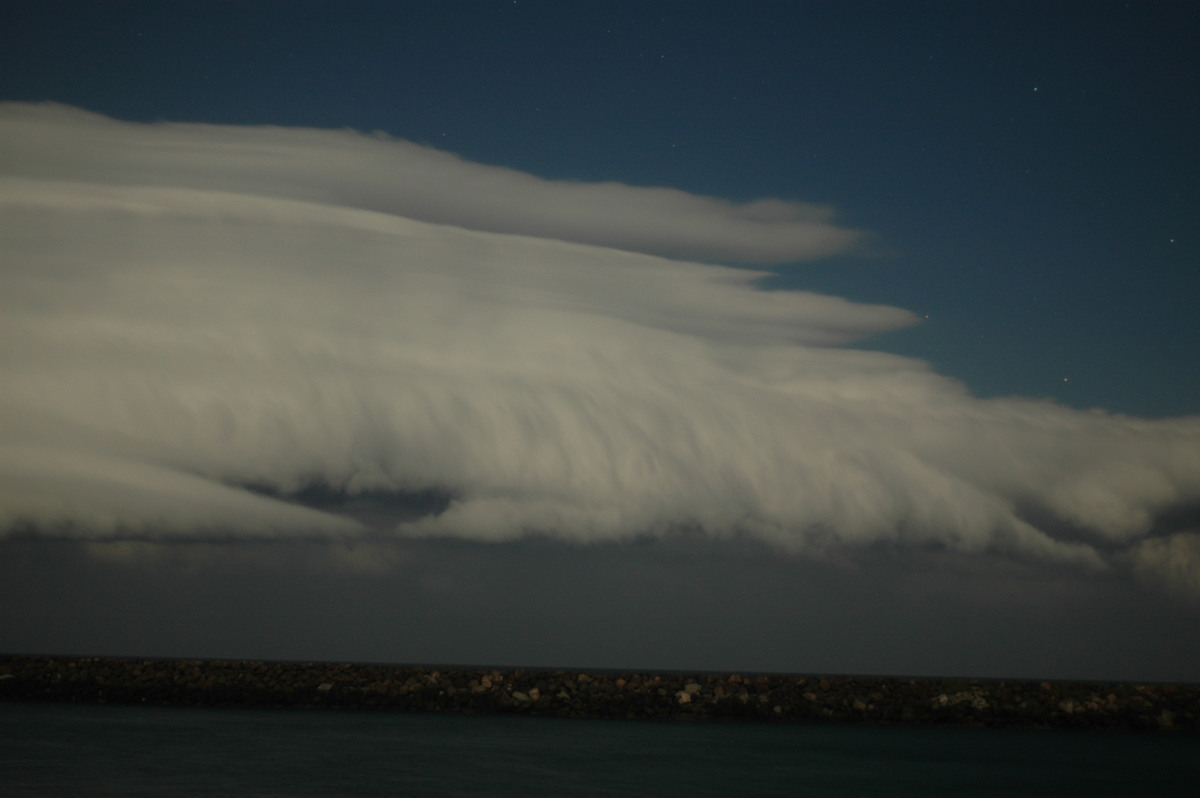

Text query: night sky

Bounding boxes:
[2,1,1198,682]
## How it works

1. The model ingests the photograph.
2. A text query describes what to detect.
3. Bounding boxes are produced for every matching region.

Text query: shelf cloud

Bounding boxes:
[2,103,1199,595]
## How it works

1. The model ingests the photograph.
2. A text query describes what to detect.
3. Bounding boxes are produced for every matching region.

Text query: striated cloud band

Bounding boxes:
[2,104,1199,596]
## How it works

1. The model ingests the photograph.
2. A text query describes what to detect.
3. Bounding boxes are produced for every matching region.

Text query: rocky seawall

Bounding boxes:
[2,654,1196,730]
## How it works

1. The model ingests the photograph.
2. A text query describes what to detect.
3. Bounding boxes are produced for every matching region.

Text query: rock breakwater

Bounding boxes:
[2,655,1196,730]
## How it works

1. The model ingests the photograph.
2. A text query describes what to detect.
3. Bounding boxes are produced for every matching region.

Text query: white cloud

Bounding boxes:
[0,102,859,263]
[2,104,1200,584]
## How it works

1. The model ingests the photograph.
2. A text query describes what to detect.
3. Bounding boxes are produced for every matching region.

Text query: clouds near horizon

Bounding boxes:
[2,104,1199,596]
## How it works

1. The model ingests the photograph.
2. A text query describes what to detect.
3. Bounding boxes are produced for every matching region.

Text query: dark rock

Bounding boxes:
[1,654,1196,730]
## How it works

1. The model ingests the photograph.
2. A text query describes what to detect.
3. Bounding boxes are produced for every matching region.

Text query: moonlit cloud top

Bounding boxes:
[0,103,858,263]
[2,103,1199,594]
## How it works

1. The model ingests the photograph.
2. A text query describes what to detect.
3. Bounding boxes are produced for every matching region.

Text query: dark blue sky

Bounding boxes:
[4,1,1197,417]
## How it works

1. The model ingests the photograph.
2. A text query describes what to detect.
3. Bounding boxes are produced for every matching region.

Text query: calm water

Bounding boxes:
[2,701,1195,796]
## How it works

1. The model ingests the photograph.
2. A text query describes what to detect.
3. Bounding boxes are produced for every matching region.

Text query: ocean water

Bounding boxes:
[1,701,1195,796]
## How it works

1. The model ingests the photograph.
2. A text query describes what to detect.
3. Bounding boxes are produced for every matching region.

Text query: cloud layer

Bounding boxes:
[2,104,1199,590]
[0,103,859,263]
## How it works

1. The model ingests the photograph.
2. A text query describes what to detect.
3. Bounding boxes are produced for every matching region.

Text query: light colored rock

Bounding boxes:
[684,682,702,695]
[676,691,692,704]
[935,691,987,710]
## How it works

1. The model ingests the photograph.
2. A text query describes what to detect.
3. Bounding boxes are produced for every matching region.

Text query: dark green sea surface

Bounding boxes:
[2,701,1194,796]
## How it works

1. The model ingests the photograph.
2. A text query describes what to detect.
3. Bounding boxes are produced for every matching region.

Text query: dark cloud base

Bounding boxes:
[3,538,1196,684]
